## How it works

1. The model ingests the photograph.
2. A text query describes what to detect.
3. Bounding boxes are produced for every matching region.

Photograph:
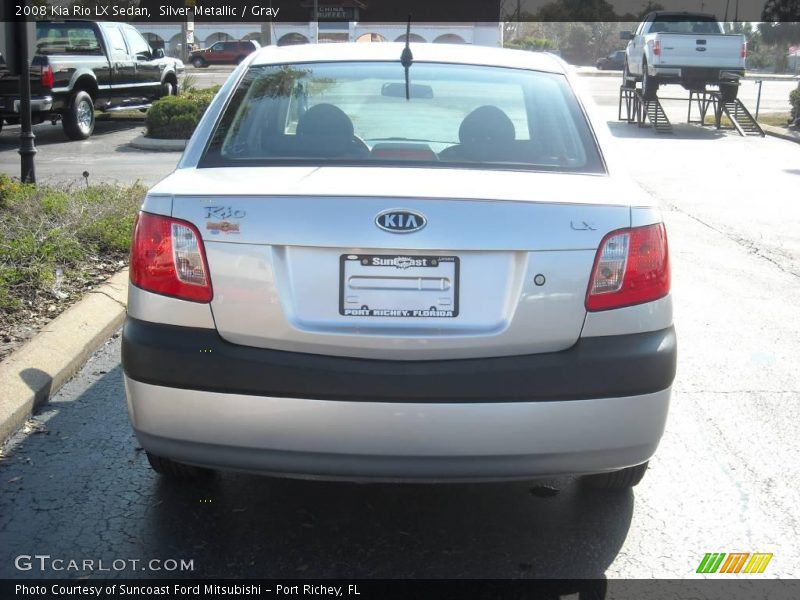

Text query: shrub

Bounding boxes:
[145,96,200,139]
[145,85,221,139]
[504,36,556,52]
[790,87,800,125]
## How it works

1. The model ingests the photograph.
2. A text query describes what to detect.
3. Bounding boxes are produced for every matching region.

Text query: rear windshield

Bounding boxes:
[199,61,604,173]
[36,23,102,55]
[650,16,721,34]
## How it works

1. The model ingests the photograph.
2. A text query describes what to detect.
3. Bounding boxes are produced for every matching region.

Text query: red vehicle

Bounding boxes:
[189,40,260,68]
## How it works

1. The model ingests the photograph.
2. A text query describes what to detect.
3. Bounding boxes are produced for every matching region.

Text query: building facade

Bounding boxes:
[137,22,503,58]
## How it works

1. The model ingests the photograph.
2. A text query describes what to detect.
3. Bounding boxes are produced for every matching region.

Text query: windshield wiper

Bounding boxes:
[400,15,413,101]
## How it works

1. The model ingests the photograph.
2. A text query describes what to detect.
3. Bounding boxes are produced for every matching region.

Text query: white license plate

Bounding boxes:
[339,254,459,318]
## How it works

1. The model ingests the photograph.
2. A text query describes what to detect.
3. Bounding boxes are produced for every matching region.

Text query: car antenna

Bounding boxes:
[400,15,413,100]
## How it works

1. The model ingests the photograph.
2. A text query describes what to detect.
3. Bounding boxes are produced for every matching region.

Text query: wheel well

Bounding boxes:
[72,76,98,101]
[163,72,177,85]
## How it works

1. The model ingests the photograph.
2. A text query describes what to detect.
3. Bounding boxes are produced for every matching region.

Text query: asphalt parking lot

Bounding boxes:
[1,76,799,579]
[0,116,173,186]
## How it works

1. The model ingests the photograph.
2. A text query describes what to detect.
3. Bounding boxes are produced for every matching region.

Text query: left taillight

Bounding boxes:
[130,211,213,303]
[40,64,54,89]
[585,223,670,312]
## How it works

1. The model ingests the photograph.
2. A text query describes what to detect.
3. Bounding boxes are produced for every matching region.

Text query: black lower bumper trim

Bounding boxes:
[121,318,676,403]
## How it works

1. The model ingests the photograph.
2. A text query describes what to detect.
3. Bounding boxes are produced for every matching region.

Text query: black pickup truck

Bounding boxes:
[0,20,184,140]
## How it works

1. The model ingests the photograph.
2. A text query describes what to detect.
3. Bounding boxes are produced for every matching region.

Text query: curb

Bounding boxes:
[0,270,128,443]
[574,70,622,77]
[187,65,234,72]
[130,135,187,152]
[761,123,800,144]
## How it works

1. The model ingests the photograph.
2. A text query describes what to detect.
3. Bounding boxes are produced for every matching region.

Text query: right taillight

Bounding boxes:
[586,223,670,312]
[741,41,747,59]
[130,211,212,303]
[41,64,54,89]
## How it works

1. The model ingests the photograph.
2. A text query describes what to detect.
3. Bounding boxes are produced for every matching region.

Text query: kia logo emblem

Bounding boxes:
[375,209,427,234]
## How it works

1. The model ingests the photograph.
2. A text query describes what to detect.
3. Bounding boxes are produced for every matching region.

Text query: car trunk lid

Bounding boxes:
[163,167,641,360]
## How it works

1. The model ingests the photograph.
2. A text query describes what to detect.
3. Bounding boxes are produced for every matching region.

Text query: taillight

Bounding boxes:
[586,223,670,312]
[41,64,54,89]
[130,212,212,303]
[741,41,747,59]
[653,40,661,56]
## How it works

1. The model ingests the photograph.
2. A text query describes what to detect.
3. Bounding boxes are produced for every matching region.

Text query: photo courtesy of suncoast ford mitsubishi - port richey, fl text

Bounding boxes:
[0,0,799,599]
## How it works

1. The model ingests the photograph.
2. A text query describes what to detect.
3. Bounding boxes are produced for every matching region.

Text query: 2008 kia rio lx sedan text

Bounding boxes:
[121,43,676,489]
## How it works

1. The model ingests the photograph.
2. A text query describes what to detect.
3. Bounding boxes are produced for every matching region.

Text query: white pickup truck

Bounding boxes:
[621,12,746,101]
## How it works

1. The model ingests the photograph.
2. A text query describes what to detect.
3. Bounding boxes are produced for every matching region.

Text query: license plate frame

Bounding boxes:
[339,254,460,318]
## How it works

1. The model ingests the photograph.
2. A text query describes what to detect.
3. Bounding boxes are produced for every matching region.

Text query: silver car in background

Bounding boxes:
[122,43,675,489]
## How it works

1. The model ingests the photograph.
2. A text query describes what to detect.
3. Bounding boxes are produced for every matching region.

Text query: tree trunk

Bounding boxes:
[260,22,272,46]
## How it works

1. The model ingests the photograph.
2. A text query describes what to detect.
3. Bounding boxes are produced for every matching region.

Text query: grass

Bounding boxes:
[756,112,794,127]
[0,175,145,317]
[696,112,793,129]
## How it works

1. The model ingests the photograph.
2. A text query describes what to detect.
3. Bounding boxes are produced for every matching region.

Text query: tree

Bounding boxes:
[762,0,800,22]
[759,0,800,72]
[618,1,665,21]
[533,0,618,22]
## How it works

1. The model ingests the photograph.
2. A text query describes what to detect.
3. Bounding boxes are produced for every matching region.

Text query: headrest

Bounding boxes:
[296,103,354,139]
[458,105,516,145]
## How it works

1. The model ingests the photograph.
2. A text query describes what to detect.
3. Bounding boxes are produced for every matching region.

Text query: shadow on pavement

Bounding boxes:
[0,356,635,581]
[0,118,144,148]
[19,368,53,408]
[607,121,729,140]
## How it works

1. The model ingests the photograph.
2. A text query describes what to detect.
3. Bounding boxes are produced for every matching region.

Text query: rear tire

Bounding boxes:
[235,55,246,65]
[719,83,738,103]
[62,90,95,140]
[582,462,648,490]
[161,79,176,97]
[641,59,658,100]
[146,451,213,479]
[191,56,206,68]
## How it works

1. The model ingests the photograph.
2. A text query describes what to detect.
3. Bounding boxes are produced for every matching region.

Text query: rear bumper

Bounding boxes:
[126,377,671,481]
[0,95,53,116]
[650,65,744,83]
[122,318,675,480]
[121,317,677,403]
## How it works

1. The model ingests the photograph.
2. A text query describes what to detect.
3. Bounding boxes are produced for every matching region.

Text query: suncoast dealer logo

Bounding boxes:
[371,256,430,269]
[14,554,194,573]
